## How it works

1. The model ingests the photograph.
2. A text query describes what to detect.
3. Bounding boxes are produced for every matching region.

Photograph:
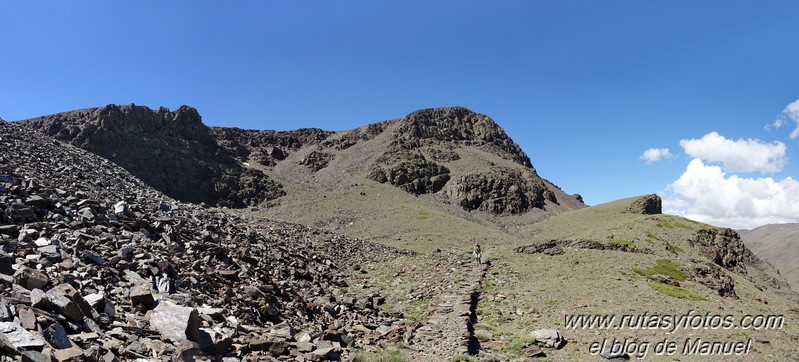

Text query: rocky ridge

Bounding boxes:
[22,105,584,216]
[19,105,282,208]
[0,120,418,360]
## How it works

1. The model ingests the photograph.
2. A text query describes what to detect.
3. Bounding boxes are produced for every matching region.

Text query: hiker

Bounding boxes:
[473,243,483,265]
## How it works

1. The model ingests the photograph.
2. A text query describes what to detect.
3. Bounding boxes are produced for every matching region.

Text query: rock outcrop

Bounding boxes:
[687,227,794,293]
[689,228,750,273]
[20,104,282,208]
[626,194,662,214]
[210,127,333,167]
[444,168,553,214]
[368,152,451,195]
[300,151,336,172]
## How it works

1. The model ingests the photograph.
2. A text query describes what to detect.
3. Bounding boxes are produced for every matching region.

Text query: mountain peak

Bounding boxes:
[396,106,533,168]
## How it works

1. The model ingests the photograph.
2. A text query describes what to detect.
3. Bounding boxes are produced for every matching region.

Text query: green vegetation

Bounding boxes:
[672,221,691,229]
[354,349,409,362]
[473,322,497,331]
[451,354,472,362]
[648,282,707,301]
[655,216,694,229]
[633,259,687,281]
[401,298,429,325]
[672,245,685,253]
[500,336,538,355]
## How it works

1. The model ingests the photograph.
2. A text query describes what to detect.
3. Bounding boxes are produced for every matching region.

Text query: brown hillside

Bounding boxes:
[740,223,799,292]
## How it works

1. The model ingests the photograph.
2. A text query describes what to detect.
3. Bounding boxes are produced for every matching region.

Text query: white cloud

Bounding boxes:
[640,148,671,164]
[766,118,786,130]
[771,98,799,139]
[663,159,799,229]
[679,132,786,173]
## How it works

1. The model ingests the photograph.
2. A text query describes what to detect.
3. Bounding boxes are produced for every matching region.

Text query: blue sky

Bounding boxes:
[2,1,799,228]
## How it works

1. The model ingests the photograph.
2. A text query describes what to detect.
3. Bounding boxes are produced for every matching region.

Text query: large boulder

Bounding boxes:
[626,194,662,214]
[529,328,567,349]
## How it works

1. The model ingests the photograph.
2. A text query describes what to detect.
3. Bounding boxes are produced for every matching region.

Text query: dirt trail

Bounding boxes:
[405,261,489,360]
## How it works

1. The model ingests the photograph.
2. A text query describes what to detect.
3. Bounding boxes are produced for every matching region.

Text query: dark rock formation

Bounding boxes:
[689,263,738,298]
[626,194,662,214]
[517,239,653,255]
[368,153,450,195]
[321,122,386,150]
[689,228,750,273]
[445,168,549,214]
[20,104,282,207]
[426,147,461,162]
[299,151,335,172]
[210,126,333,167]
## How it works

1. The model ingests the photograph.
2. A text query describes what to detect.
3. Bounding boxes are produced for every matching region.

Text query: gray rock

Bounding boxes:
[149,300,201,343]
[0,301,10,322]
[13,266,49,290]
[33,237,51,247]
[82,250,105,265]
[18,307,36,330]
[650,274,680,286]
[46,284,85,323]
[0,321,47,351]
[24,195,49,208]
[83,292,105,307]
[129,284,154,311]
[113,201,128,215]
[197,306,224,319]
[530,328,566,349]
[601,348,629,359]
[38,245,59,255]
[30,288,50,309]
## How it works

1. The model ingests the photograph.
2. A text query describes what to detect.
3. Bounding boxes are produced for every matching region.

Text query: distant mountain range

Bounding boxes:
[740,224,799,292]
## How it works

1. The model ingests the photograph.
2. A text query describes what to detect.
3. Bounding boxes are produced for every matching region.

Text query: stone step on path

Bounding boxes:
[405,261,489,361]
